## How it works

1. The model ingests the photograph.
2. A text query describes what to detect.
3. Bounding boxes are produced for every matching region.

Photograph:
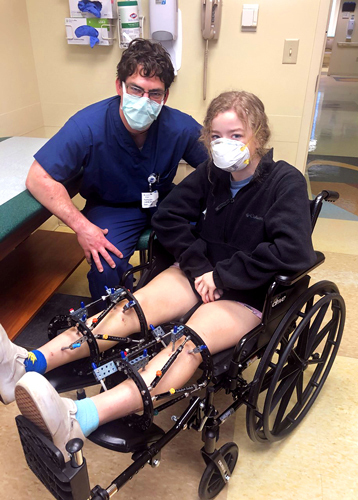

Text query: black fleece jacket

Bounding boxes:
[151,149,317,310]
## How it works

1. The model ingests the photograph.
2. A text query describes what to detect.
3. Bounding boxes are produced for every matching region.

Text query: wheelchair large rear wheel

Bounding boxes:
[198,442,239,499]
[246,280,345,443]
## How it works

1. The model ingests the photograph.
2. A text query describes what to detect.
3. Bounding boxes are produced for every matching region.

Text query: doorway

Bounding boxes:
[306,0,358,222]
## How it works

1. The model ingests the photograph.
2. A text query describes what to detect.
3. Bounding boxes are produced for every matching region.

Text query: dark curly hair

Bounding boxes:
[116,38,175,90]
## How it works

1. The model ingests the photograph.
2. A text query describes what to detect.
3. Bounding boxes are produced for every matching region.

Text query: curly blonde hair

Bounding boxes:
[200,91,271,159]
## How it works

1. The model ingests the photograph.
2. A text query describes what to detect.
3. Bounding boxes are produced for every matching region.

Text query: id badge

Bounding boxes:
[142,190,159,208]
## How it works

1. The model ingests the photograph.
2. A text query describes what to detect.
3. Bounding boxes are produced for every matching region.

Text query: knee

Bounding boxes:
[170,341,203,370]
[98,255,130,276]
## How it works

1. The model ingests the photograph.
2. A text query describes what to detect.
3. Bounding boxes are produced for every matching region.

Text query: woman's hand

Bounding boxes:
[195,271,223,304]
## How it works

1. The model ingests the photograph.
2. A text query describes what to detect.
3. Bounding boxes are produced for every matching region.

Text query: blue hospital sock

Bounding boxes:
[74,398,100,437]
[24,350,47,374]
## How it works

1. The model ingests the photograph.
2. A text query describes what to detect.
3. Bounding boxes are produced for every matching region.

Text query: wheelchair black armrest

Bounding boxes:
[320,190,339,202]
[275,251,325,286]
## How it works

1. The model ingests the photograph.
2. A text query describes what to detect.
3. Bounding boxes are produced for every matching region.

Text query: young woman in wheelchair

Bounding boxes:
[0,90,316,461]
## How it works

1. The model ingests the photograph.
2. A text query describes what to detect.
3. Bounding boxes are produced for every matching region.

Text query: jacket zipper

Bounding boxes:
[215,198,235,243]
[215,198,234,212]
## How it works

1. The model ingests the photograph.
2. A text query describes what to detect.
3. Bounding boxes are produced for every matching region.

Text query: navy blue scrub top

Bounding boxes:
[34,96,207,204]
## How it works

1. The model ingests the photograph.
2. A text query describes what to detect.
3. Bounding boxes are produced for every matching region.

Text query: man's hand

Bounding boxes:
[25,161,123,272]
[194,271,223,304]
[77,222,123,272]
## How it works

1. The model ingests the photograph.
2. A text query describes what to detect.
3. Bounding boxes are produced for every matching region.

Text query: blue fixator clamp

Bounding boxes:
[188,345,207,355]
[122,300,135,312]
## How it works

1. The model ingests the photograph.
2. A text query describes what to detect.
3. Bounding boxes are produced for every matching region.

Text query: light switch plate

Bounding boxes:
[282,39,299,64]
[242,4,259,31]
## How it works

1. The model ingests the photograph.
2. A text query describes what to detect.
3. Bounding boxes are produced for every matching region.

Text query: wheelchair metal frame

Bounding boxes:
[15,190,346,500]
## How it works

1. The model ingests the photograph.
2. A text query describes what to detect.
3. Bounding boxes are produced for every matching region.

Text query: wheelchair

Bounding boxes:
[15,190,345,500]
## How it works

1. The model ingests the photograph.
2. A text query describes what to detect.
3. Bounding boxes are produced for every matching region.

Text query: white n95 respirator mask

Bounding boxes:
[211,138,251,172]
[121,82,163,132]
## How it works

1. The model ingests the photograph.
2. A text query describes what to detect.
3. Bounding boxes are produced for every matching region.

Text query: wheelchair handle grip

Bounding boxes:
[319,190,339,202]
[310,190,340,232]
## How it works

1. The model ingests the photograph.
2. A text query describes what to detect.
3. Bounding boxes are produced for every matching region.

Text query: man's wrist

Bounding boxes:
[66,209,89,234]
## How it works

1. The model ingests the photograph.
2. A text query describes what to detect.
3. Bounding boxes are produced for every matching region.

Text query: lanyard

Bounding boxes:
[148,173,159,192]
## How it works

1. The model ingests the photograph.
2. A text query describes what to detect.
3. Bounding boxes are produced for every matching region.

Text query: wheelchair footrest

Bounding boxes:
[16,415,90,500]
[88,418,166,453]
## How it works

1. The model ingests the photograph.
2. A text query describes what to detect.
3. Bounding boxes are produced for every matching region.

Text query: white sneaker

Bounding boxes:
[0,324,28,404]
[15,372,86,462]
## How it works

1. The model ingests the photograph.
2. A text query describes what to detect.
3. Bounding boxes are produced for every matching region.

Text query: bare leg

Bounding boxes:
[91,300,261,424]
[39,268,199,371]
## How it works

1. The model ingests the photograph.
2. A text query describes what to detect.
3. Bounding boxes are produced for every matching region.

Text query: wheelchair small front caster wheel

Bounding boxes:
[198,442,238,499]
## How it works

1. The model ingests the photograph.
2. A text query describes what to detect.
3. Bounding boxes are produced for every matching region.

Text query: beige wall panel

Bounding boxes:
[21,126,61,139]
[0,0,43,135]
[270,141,298,166]
[41,103,93,130]
[0,103,43,137]
[25,0,122,127]
[21,0,330,168]
[267,115,302,143]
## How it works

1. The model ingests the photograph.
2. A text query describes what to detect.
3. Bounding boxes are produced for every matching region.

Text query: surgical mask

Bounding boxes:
[121,82,163,132]
[211,138,251,172]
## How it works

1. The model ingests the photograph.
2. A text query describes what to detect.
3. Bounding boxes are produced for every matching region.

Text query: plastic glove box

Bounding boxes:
[69,0,117,19]
[65,17,115,46]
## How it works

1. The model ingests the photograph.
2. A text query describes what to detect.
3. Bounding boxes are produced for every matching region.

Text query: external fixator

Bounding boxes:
[91,321,213,430]
[48,286,150,365]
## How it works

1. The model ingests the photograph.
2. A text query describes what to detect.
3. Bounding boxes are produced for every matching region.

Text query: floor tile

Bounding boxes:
[227,356,358,500]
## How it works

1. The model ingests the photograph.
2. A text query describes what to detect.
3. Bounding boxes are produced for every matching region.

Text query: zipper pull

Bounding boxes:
[215,198,234,212]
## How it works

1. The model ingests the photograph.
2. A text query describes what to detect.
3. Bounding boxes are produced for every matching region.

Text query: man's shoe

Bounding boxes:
[15,372,86,462]
[0,324,28,404]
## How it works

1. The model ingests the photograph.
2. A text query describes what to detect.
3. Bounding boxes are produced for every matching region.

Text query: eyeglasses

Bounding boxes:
[125,83,166,102]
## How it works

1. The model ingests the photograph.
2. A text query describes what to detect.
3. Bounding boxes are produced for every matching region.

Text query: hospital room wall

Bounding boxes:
[0,0,43,137]
[1,0,331,171]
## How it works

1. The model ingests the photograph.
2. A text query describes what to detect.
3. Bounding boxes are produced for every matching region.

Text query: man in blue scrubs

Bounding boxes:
[26,39,207,300]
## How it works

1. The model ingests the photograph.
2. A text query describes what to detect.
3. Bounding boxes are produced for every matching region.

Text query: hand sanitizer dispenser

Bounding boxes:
[149,0,178,41]
[149,0,182,73]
